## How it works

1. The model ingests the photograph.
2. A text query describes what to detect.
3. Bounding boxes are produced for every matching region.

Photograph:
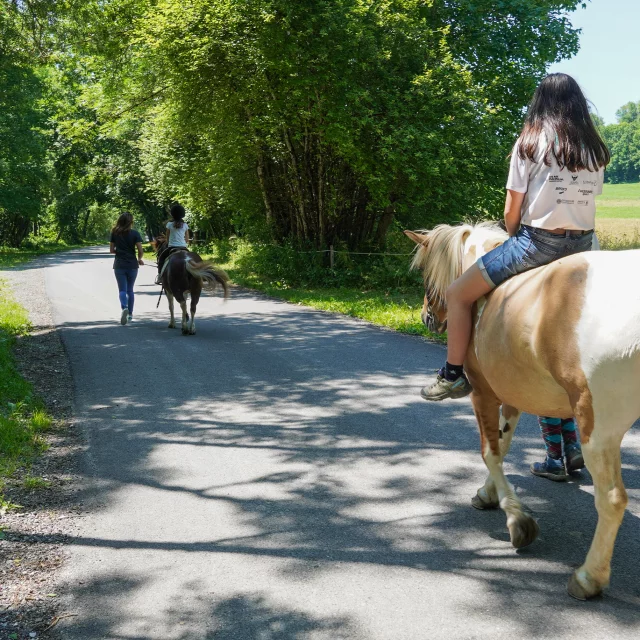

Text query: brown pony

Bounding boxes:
[153,236,229,335]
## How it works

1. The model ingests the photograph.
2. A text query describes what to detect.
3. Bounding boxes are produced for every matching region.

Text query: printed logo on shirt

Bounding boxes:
[582,178,598,186]
[556,199,575,205]
[555,187,568,194]
[577,200,589,206]
[578,189,593,196]
[548,175,564,183]
[569,175,579,185]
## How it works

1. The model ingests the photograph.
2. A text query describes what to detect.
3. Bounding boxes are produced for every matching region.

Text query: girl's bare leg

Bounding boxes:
[445,263,493,366]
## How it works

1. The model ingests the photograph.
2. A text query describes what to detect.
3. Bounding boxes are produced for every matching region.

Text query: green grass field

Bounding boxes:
[596,182,640,219]
[596,182,640,249]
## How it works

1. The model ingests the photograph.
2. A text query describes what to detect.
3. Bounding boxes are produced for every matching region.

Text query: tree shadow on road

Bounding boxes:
[46,290,640,638]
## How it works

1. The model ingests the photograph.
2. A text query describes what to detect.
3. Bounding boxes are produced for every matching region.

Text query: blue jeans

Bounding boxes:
[478,225,594,289]
[114,268,138,314]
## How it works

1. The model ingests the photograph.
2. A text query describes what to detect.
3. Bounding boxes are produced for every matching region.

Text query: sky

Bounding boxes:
[547,0,639,124]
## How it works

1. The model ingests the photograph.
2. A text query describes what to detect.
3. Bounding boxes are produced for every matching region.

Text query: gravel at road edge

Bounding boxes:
[1,259,84,640]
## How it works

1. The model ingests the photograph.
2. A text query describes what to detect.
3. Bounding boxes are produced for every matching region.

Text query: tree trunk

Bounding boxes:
[374,204,395,247]
[256,153,273,223]
[82,209,91,239]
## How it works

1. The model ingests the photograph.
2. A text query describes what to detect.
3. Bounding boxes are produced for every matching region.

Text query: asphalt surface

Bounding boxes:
[39,248,640,639]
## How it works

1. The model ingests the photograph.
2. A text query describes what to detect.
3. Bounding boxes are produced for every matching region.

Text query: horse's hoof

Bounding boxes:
[507,513,539,549]
[567,571,602,601]
[168,323,175,329]
[182,328,189,335]
[471,491,499,510]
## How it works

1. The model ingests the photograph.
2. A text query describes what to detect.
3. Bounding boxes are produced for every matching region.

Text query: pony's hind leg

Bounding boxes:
[188,283,201,335]
[473,404,522,510]
[166,291,176,328]
[568,431,628,600]
[472,391,538,548]
[179,299,189,335]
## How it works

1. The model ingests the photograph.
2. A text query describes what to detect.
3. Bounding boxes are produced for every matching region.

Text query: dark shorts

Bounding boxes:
[477,225,594,289]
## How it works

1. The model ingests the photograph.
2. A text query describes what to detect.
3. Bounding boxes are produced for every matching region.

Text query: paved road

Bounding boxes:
[43,248,640,639]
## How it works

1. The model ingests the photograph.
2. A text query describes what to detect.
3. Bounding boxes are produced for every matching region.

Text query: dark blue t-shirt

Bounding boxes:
[111,229,143,270]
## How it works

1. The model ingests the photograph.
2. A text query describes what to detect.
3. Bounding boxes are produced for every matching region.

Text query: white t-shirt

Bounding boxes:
[507,137,604,231]
[166,221,189,247]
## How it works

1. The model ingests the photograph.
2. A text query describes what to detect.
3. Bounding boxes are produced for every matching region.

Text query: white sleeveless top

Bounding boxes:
[166,221,189,247]
[507,137,604,231]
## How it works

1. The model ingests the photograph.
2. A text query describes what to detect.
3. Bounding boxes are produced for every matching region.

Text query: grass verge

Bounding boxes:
[144,245,444,341]
[144,184,640,342]
[0,240,89,269]
[0,279,53,507]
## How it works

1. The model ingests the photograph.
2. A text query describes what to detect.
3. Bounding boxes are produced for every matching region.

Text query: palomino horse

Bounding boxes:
[405,223,640,600]
[154,237,229,335]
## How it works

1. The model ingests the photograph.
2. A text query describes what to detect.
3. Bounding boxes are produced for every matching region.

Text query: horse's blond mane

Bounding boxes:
[410,222,506,306]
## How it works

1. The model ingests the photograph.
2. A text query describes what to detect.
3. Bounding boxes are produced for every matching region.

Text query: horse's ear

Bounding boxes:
[404,230,429,247]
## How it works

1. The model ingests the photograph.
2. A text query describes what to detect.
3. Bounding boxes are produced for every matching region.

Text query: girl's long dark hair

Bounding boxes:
[112,212,134,235]
[518,73,610,172]
[170,203,185,229]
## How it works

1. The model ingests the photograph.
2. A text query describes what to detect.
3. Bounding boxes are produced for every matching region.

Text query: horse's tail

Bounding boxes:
[185,258,230,299]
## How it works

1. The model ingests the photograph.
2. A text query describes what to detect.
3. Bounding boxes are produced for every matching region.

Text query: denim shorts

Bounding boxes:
[477,225,594,289]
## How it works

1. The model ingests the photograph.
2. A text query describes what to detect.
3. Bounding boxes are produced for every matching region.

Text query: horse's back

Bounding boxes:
[473,249,640,422]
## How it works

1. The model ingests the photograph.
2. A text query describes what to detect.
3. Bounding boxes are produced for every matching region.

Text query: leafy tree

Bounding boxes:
[615,101,640,125]
[601,101,640,183]
[72,0,585,249]
[0,4,50,246]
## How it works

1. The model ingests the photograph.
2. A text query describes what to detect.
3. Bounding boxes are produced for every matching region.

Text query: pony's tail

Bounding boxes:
[185,258,230,299]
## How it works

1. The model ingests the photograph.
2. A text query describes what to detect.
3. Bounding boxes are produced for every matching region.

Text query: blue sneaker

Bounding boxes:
[565,444,585,473]
[530,456,568,482]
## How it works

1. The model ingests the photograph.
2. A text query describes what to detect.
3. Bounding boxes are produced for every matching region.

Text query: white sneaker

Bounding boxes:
[127,315,134,324]
[120,308,128,325]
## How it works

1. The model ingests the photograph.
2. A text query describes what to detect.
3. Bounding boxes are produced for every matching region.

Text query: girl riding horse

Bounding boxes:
[422,73,609,480]
[156,202,190,283]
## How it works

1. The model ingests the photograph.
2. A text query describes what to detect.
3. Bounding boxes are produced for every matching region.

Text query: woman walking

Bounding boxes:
[420,73,609,478]
[110,212,144,325]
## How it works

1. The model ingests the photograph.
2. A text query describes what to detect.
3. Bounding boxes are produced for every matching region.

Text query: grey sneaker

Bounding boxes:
[421,369,473,401]
[565,444,585,473]
[120,308,128,325]
[530,456,568,482]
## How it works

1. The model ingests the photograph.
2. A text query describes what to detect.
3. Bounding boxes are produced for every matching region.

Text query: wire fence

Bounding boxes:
[292,246,413,267]
[150,238,414,269]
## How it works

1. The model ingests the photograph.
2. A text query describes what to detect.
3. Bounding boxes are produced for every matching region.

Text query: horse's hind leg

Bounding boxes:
[472,391,538,548]
[188,285,200,335]
[473,404,522,510]
[568,429,628,600]
[179,299,189,335]
[166,291,176,328]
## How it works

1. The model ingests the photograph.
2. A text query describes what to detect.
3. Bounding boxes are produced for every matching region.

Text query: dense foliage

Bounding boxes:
[600,102,640,184]
[0,0,594,250]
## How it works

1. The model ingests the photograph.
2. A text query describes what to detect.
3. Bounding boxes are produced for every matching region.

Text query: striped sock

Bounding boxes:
[538,416,563,459]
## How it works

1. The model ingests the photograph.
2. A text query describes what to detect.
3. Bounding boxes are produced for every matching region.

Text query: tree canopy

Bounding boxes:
[0,1,595,248]
[600,101,640,184]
